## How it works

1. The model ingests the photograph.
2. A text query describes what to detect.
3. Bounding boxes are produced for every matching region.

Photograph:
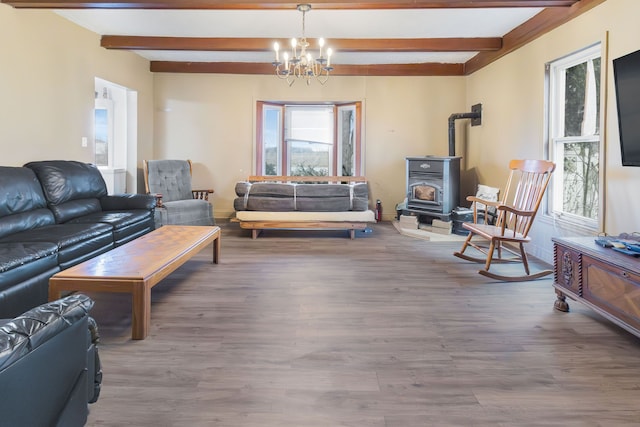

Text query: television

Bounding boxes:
[613,49,640,166]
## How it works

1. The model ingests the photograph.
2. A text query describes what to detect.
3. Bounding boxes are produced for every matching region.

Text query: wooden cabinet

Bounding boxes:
[553,237,640,337]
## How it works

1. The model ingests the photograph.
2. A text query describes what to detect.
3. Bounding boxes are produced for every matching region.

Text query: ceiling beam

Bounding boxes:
[102,36,502,52]
[464,0,608,74]
[0,0,580,9]
[150,61,464,76]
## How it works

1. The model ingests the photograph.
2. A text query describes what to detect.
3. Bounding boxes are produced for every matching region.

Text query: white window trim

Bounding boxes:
[545,42,606,233]
[262,104,283,176]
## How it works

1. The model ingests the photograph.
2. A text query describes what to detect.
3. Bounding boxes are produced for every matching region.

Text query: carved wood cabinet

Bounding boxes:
[553,237,640,337]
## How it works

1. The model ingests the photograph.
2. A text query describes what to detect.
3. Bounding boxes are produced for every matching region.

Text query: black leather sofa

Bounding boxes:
[0,293,101,427]
[0,160,156,318]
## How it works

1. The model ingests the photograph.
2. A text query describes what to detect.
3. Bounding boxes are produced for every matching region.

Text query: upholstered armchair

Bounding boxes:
[143,159,215,227]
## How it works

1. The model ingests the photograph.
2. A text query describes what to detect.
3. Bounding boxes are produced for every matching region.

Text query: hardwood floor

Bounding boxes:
[85,222,640,426]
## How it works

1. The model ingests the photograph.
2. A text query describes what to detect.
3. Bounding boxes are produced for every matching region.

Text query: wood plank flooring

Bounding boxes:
[85,222,640,426]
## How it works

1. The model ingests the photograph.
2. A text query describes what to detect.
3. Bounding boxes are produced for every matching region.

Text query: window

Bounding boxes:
[256,102,362,176]
[547,44,602,228]
[94,98,113,168]
[94,78,135,194]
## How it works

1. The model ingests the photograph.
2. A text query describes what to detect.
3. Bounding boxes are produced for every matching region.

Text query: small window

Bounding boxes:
[94,98,113,168]
[547,44,602,228]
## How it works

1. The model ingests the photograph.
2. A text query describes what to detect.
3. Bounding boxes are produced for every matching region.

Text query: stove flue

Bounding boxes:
[448,103,482,156]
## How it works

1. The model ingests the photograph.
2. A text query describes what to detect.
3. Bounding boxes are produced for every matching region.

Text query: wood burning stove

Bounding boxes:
[403,105,481,222]
[405,156,460,221]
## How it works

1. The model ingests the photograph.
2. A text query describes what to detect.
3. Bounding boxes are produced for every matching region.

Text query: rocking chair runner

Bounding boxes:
[453,159,556,281]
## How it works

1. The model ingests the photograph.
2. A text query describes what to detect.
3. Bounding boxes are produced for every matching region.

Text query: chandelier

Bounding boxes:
[272,4,333,86]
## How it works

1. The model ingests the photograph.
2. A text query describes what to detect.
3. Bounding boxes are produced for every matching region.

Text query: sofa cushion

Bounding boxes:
[296,183,350,198]
[0,223,114,270]
[0,209,56,240]
[296,197,350,211]
[156,200,215,227]
[234,181,370,212]
[24,161,107,223]
[100,194,157,211]
[235,182,295,198]
[67,210,152,229]
[67,210,155,246]
[0,243,59,292]
[0,167,56,239]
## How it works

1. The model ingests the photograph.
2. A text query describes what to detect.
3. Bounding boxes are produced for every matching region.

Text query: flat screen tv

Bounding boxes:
[613,49,640,166]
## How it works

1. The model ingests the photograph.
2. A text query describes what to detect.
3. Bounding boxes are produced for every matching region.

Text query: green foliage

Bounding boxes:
[265,163,277,176]
[291,161,328,177]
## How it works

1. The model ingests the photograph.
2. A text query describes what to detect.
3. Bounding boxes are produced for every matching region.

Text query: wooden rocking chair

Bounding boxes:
[453,159,556,281]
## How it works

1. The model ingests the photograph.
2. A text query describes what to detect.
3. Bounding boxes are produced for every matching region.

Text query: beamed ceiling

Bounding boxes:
[1,0,607,76]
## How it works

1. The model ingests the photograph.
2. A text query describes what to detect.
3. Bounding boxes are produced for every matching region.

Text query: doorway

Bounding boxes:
[94,78,137,194]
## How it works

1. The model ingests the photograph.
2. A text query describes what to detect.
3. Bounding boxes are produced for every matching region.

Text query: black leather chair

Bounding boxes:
[0,294,101,427]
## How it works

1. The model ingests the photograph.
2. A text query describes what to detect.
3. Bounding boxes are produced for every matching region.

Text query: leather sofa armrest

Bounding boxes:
[0,294,98,426]
[0,294,93,370]
[100,194,157,211]
[87,317,102,404]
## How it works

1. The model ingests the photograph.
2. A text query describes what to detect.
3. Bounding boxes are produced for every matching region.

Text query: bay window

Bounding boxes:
[256,101,362,176]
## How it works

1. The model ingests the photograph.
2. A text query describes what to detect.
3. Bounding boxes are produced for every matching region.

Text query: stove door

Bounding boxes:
[408,182,442,208]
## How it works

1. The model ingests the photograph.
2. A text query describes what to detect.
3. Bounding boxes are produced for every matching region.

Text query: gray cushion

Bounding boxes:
[296,184,350,198]
[234,181,370,212]
[145,160,193,202]
[155,199,214,227]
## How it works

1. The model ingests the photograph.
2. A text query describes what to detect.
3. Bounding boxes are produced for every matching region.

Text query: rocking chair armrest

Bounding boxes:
[192,189,214,201]
[465,196,502,207]
[466,197,503,224]
[496,205,535,217]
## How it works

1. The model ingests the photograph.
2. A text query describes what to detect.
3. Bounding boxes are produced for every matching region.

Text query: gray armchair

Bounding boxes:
[143,159,215,227]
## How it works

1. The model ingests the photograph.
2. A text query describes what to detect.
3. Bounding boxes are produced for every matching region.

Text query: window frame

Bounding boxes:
[545,42,605,231]
[94,97,114,168]
[255,101,363,176]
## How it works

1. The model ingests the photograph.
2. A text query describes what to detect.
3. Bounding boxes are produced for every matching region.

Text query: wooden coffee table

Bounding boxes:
[49,225,220,340]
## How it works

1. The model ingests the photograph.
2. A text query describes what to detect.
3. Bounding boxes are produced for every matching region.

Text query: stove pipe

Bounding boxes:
[448,103,482,157]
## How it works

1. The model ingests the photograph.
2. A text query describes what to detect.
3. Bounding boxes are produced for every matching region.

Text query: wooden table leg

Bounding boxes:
[49,280,63,301]
[131,282,151,340]
[213,233,220,264]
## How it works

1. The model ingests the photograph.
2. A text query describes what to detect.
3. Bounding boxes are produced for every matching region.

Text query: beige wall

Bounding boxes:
[153,73,466,219]
[0,5,154,192]
[466,0,640,261]
[4,0,638,263]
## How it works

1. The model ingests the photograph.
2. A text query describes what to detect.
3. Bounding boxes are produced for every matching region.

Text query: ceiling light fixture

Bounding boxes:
[272,4,333,86]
